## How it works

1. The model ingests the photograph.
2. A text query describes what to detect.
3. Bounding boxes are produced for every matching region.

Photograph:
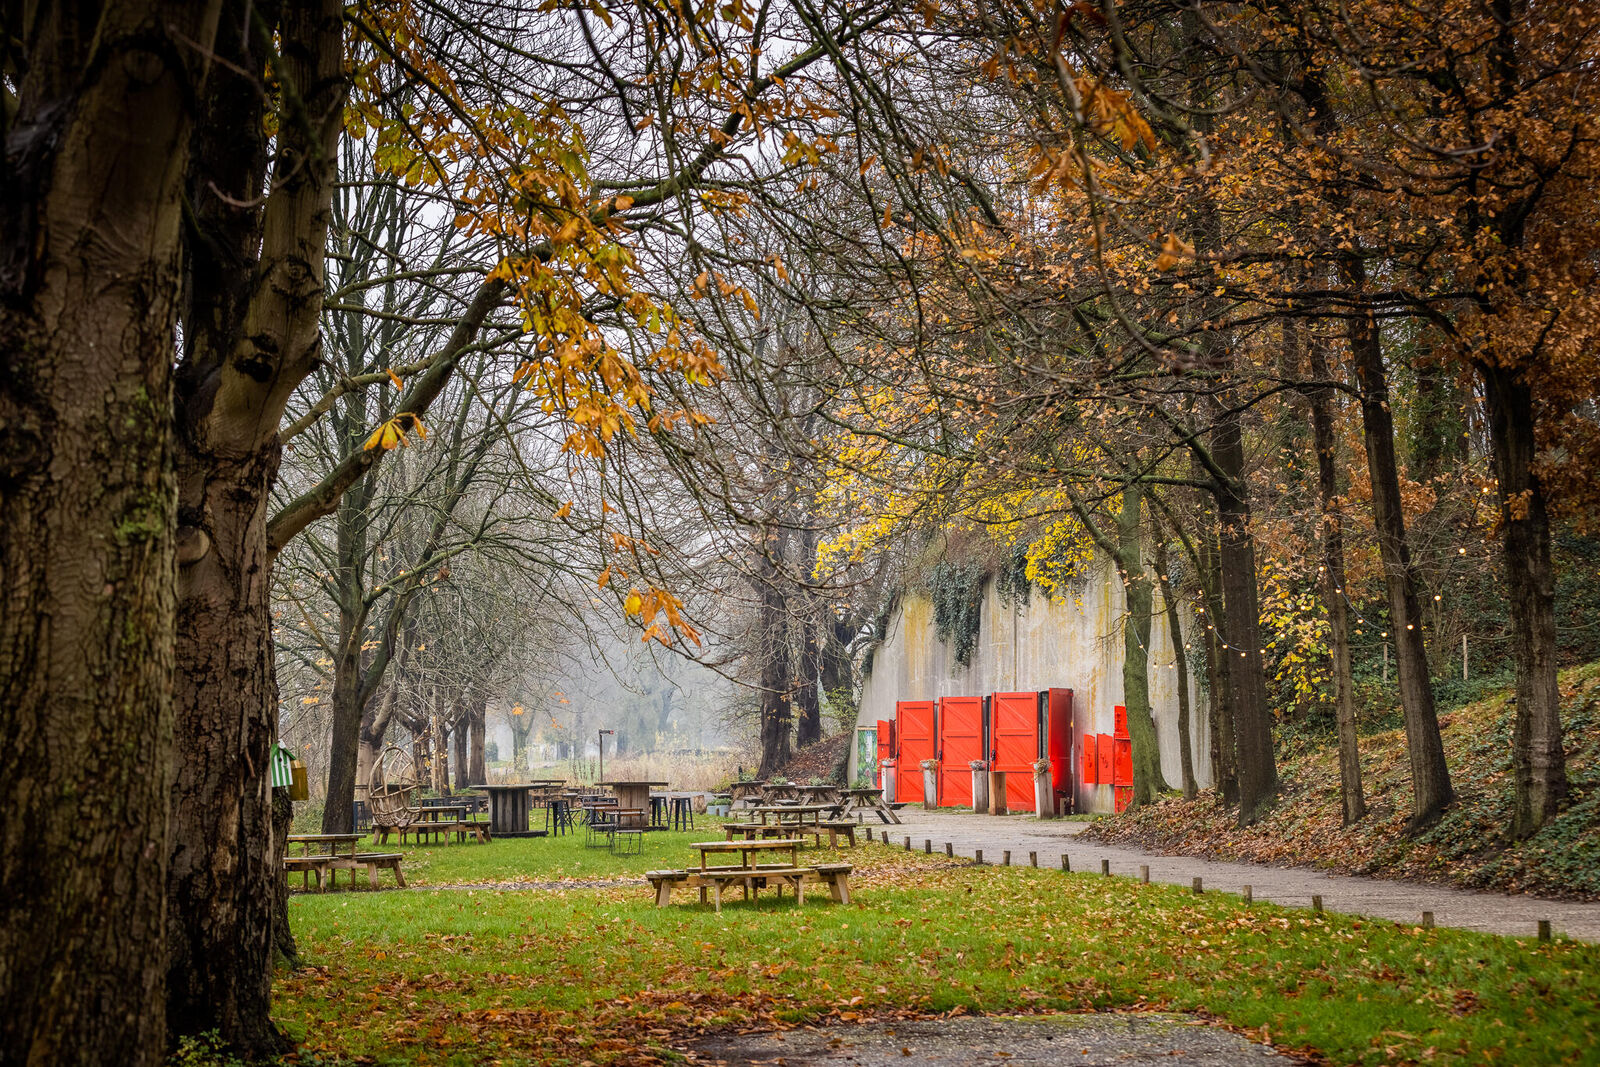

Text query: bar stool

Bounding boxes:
[649,794,668,829]
[668,795,695,830]
[545,797,573,836]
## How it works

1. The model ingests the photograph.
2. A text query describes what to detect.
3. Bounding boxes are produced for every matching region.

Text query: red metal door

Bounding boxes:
[895,700,935,804]
[1096,733,1115,785]
[1046,688,1074,810]
[936,696,983,807]
[1081,734,1098,785]
[991,691,1039,812]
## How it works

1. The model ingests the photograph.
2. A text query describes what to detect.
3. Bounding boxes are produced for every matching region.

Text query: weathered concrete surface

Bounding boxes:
[688,1013,1296,1065]
[875,810,1600,942]
[850,554,1209,808]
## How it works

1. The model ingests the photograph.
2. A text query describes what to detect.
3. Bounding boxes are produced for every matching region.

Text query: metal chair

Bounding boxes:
[668,795,695,831]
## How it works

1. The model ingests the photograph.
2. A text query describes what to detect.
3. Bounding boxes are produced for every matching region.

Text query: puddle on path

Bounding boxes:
[687,1013,1298,1066]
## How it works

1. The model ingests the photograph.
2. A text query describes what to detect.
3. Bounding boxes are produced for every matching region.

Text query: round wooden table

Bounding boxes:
[471,783,548,838]
[597,780,669,829]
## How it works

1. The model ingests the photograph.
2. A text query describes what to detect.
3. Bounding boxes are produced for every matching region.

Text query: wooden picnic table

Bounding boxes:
[839,786,902,824]
[748,803,835,826]
[284,834,404,890]
[693,838,800,872]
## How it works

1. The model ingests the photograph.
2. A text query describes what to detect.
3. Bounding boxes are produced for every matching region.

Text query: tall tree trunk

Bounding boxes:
[795,524,824,747]
[756,531,794,777]
[1117,485,1170,805]
[454,713,470,790]
[1306,339,1367,825]
[1155,539,1198,800]
[469,700,488,785]
[0,5,219,1060]
[1212,405,1278,824]
[168,0,344,1053]
[1345,263,1454,828]
[1194,506,1237,803]
[271,790,300,967]
[1482,365,1568,835]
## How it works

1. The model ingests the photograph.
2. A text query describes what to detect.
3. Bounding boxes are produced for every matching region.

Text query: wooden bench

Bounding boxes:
[819,820,858,848]
[644,863,852,912]
[345,852,406,888]
[721,821,793,841]
[284,854,333,891]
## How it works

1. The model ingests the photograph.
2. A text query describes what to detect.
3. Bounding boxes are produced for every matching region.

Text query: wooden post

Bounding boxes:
[1421,911,1434,929]
[1101,859,1111,876]
[1312,895,1323,914]
[924,839,932,854]
[1003,850,1011,866]
[945,842,953,857]
[903,836,911,850]
[1243,885,1252,904]
[1463,635,1468,681]
[866,827,874,842]
[1139,864,1149,883]
[1061,854,1070,872]
[1539,920,1552,942]
[975,849,983,865]
[1029,851,1037,868]
[1192,877,1203,894]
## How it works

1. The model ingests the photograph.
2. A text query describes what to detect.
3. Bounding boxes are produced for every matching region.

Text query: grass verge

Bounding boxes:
[275,837,1599,1065]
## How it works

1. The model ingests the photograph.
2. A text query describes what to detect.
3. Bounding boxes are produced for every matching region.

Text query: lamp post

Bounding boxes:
[598,728,614,782]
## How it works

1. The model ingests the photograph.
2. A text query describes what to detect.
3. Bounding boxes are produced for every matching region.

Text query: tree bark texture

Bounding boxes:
[1306,342,1366,825]
[1155,539,1198,800]
[1116,486,1169,805]
[756,531,794,777]
[1211,406,1278,824]
[167,0,344,1053]
[468,699,488,785]
[0,5,219,1062]
[1345,270,1454,828]
[1482,365,1568,836]
[1194,505,1237,803]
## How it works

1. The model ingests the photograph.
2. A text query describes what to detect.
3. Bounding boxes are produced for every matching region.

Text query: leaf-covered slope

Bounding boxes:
[1083,663,1600,900]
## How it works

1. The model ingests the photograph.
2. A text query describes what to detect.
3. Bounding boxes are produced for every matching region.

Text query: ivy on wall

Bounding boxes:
[931,561,985,667]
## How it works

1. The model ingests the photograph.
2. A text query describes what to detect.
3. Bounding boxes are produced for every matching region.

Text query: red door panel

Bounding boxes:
[991,691,1039,812]
[1113,737,1133,786]
[896,700,935,804]
[937,696,983,807]
[1096,734,1115,785]
[1114,704,1129,739]
[1081,734,1098,785]
[875,719,893,787]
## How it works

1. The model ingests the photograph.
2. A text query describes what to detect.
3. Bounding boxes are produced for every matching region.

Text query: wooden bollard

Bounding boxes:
[945,842,953,857]
[1192,877,1203,894]
[1061,854,1070,872]
[925,839,932,854]
[866,827,874,842]
[1312,895,1323,914]
[1421,911,1434,929]
[1243,885,1253,904]
[1139,865,1149,884]
[1003,850,1011,866]
[1029,851,1037,868]
[903,835,910,850]
[1539,920,1552,942]
[1101,859,1111,877]
[975,849,983,865]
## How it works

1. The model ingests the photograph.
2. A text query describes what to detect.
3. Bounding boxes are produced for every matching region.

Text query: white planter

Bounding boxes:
[970,762,989,813]
[881,763,896,805]
[921,762,938,810]
[1033,768,1055,818]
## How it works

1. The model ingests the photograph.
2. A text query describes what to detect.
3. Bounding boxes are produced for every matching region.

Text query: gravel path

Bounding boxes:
[873,809,1600,942]
[688,1013,1296,1065]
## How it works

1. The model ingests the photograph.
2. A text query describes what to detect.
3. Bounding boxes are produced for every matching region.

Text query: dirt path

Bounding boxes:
[875,809,1600,942]
[688,1013,1296,1065]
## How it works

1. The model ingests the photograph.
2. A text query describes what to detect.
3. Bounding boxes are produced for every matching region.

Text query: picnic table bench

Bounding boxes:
[839,786,903,824]
[369,805,490,846]
[284,834,406,890]
[645,860,853,911]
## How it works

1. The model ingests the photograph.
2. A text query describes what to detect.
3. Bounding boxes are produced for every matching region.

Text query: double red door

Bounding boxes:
[990,691,1041,812]
[936,696,984,806]
[895,700,935,804]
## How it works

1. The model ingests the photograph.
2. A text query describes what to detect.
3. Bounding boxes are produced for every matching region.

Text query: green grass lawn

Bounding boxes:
[276,835,1600,1066]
